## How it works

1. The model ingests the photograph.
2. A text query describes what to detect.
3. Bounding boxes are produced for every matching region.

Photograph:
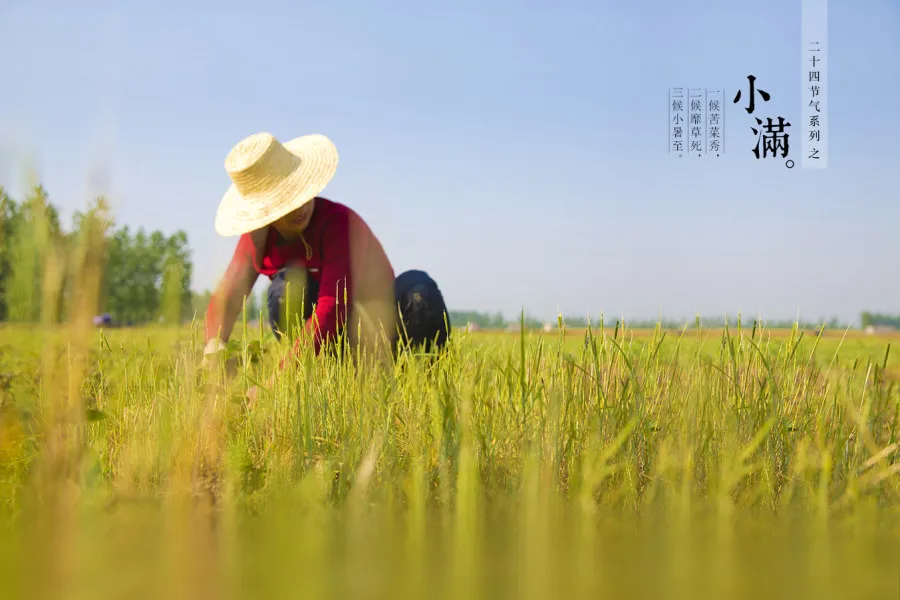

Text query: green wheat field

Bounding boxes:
[2,310,900,599]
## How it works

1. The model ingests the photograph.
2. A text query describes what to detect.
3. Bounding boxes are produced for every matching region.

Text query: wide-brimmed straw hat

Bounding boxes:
[214,132,339,236]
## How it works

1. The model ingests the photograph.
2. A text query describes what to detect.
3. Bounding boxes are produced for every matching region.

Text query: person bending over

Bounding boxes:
[204,131,450,365]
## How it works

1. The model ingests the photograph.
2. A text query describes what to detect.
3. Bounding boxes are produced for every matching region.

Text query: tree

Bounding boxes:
[860,312,900,329]
[61,196,114,322]
[0,188,21,321]
[104,225,133,323]
[158,230,193,325]
[5,185,63,323]
[134,229,162,322]
[191,289,212,321]
[61,195,114,324]
[100,226,196,326]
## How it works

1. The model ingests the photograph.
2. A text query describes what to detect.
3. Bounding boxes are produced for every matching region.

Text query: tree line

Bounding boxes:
[0,184,193,325]
[861,312,900,329]
[449,310,867,331]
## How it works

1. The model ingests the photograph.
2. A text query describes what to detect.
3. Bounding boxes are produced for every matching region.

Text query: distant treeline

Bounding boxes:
[449,310,542,329]
[861,312,900,329]
[0,185,193,325]
[449,310,858,331]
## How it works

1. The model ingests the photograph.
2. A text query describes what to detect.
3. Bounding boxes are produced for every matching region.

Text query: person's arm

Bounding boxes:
[205,230,264,353]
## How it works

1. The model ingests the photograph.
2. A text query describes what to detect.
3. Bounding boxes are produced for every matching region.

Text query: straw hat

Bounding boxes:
[214,132,339,236]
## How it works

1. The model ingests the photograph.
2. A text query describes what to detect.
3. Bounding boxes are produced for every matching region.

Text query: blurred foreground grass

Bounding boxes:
[1,319,899,599]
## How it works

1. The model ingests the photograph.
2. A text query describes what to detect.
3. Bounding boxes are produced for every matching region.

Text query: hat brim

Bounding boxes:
[214,134,339,237]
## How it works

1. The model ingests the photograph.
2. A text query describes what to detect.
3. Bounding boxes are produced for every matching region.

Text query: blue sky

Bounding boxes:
[1,0,897,325]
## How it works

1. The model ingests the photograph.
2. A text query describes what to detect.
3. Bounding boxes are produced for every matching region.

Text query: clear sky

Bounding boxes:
[1,0,897,325]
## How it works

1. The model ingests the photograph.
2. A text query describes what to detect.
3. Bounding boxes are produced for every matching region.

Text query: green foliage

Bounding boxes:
[157,230,193,325]
[0,323,899,597]
[0,187,21,321]
[0,184,193,325]
[861,311,900,329]
[450,309,541,329]
[4,185,65,323]
[191,289,213,320]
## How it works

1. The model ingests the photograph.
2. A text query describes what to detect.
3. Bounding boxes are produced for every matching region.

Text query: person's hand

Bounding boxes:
[201,338,227,368]
[201,338,242,379]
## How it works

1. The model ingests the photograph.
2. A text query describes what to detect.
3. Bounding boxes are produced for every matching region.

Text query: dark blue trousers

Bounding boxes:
[267,268,451,353]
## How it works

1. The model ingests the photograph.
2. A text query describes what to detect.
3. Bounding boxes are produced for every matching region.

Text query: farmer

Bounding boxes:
[203,132,450,364]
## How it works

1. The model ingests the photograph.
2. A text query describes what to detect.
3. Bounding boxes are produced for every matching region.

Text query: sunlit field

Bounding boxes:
[1,317,899,599]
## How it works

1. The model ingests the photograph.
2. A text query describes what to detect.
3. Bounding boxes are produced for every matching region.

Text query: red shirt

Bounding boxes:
[206,197,395,354]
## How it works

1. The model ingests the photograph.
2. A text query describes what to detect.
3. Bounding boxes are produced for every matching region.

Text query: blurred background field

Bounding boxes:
[2,320,900,599]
